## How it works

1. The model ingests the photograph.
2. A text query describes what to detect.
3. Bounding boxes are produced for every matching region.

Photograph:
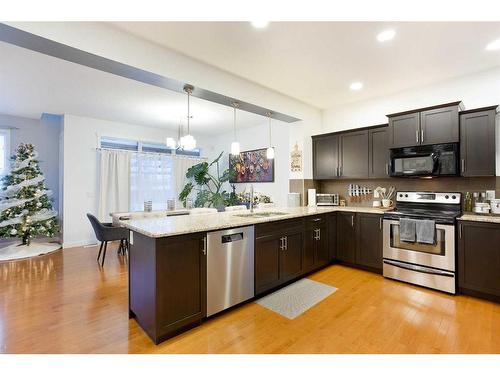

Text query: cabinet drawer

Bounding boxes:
[305,214,326,229]
[255,218,304,239]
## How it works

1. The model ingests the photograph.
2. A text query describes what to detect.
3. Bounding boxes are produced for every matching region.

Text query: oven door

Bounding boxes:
[383,219,455,271]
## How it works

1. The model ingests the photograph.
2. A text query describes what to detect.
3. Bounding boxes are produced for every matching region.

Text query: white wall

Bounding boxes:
[200,120,290,208]
[62,114,178,248]
[323,67,500,133]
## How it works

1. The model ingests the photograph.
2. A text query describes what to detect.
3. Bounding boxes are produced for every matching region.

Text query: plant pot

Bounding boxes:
[215,204,226,212]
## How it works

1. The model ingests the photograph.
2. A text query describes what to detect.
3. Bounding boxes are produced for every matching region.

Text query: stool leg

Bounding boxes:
[97,241,104,262]
[101,241,108,267]
[118,239,123,254]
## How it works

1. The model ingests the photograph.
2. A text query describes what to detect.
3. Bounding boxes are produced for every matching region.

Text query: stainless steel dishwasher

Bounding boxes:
[206,226,255,317]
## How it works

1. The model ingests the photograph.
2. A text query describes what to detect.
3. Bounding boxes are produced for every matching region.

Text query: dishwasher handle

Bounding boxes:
[221,233,244,243]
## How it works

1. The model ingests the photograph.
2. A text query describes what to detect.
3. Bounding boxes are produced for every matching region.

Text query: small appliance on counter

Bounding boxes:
[316,193,339,206]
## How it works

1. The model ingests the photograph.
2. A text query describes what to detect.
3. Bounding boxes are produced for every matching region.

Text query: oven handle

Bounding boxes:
[383,259,455,277]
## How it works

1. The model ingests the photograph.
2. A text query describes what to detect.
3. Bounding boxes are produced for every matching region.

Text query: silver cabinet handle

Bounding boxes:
[459,224,462,239]
[317,228,321,241]
[461,159,465,174]
[279,237,284,250]
[421,130,424,143]
[284,236,288,250]
[351,215,354,227]
[339,165,343,177]
[202,237,207,255]
[416,130,419,144]
[379,217,382,230]
[385,163,389,176]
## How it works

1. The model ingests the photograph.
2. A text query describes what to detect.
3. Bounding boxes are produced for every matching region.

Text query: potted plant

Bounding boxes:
[179,152,237,211]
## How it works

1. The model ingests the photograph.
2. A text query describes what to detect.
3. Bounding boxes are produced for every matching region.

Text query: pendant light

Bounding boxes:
[230,102,241,155]
[166,119,183,149]
[180,84,196,151]
[266,112,275,159]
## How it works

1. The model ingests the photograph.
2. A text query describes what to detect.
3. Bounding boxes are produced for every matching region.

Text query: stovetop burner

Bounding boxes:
[383,191,462,225]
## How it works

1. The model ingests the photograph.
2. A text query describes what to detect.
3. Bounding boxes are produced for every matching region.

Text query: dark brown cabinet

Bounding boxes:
[420,105,459,145]
[304,215,329,272]
[460,107,498,177]
[129,231,207,344]
[355,213,383,272]
[313,135,339,179]
[336,212,356,264]
[255,219,304,295]
[458,220,500,302]
[368,126,389,178]
[388,112,420,148]
[327,213,337,262]
[339,130,369,178]
[388,102,463,148]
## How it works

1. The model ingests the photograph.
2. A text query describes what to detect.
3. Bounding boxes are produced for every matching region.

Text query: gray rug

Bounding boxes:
[256,278,337,319]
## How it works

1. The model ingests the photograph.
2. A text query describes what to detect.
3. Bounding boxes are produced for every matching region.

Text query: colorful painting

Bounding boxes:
[229,148,275,183]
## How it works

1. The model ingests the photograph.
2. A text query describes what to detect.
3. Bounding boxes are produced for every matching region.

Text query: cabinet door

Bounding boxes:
[388,112,420,148]
[314,223,329,268]
[458,221,500,298]
[339,130,369,178]
[313,135,339,179]
[336,212,356,263]
[327,214,337,262]
[369,127,389,178]
[460,110,496,177]
[255,235,282,295]
[420,105,459,145]
[355,213,383,271]
[280,231,304,283]
[303,227,316,272]
[156,233,206,336]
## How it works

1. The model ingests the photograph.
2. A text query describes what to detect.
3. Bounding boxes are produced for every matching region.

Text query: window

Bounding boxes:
[0,129,11,176]
[100,136,200,157]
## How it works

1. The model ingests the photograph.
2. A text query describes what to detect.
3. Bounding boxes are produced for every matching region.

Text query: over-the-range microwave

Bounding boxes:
[389,143,459,178]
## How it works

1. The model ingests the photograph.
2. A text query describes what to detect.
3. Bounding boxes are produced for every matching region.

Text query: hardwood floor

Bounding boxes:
[0,243,498,354]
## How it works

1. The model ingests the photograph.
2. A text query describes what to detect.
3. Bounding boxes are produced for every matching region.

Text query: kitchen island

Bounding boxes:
[122,206,387,344]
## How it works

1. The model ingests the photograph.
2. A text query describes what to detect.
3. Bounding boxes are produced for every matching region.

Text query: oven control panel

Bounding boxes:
[396,192,461,204]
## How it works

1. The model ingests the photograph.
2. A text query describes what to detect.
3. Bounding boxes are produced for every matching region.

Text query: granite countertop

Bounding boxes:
[121,206,389,238]
[458,213,500,224]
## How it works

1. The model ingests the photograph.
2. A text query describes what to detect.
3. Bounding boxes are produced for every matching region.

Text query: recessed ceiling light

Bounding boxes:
[486,38,500,51]
[251,21,269,29]
[377,29,396,42]
[350,82,363,91]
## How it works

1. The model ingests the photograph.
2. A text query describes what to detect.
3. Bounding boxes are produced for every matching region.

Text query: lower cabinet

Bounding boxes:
[458,220,500,302]
[336,212,383,272]
[304,215,329,272]
[355,213,383,272]
[336,212,356,263]
[327,213,337,262]
[129,231,207,344]
[255,219,304,295]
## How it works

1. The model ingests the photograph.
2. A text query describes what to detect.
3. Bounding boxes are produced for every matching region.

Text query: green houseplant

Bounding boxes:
[179,152,238,210]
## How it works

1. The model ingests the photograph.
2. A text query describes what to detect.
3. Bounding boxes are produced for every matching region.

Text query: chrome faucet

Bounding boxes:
[249,184,254,213]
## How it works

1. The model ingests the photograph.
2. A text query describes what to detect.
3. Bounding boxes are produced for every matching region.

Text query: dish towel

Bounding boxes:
[399,218,417,242]
[416,219,436,245]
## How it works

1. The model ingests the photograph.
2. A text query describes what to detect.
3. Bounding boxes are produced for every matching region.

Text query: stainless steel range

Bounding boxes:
[382,191,461,294]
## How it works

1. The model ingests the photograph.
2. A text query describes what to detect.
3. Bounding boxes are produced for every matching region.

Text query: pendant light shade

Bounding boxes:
[266,112,274,159]
[182,84,197,151]
[166,137,177,149]
[230,102,240,156]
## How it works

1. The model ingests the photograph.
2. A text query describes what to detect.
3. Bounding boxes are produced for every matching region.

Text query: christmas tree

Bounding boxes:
[0,143,58,246]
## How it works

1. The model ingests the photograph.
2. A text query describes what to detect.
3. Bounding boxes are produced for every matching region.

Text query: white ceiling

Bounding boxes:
[110,22,500,109]
[0,41,267,136]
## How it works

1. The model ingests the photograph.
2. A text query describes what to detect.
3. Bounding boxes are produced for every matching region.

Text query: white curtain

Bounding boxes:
[172,155,204,207]
[98,149,131,221]
[130,153,174,211]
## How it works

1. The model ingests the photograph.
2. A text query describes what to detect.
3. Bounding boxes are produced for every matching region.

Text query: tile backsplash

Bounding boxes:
[318,177,500,207]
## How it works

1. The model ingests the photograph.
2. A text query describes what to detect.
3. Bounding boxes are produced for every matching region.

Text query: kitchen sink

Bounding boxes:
[234,211,288,218]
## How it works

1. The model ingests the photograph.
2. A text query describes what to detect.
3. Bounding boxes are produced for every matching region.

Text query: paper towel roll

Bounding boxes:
[307,189,317,207]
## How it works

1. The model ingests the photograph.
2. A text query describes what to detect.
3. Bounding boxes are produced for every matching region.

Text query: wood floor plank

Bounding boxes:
[0,243,498,353]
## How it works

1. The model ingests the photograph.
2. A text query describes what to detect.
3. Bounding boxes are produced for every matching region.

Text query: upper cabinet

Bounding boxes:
[339,130,369,178]
[388,101,463,148]
[460,106,498,177]
[313,135,339,179]
[368,126,389,178]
